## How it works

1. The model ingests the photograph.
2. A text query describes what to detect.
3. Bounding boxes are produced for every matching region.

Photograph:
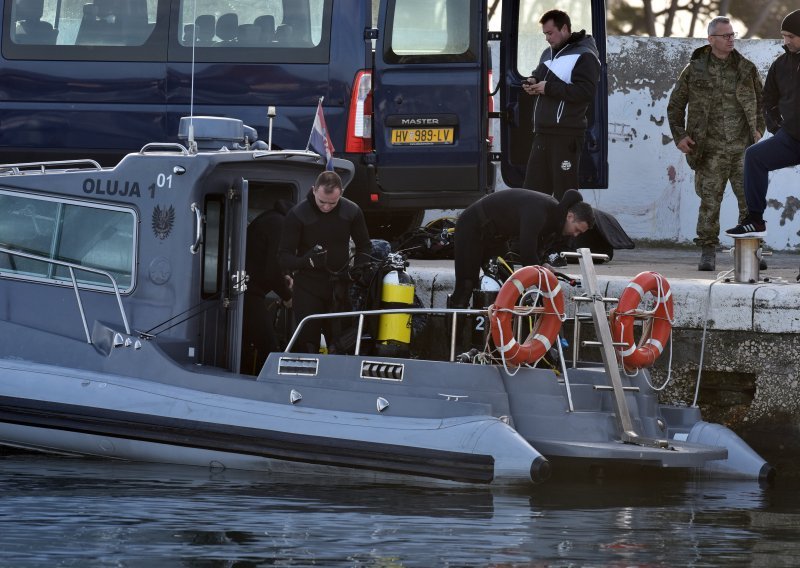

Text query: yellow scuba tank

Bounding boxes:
[376,252,414,357]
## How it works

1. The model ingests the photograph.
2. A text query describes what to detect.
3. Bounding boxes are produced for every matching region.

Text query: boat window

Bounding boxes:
[0,191,136,291]
[384,0,478,63]
[201,195,223,297]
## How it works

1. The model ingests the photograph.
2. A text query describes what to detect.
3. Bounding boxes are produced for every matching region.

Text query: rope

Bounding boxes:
[692,269,733,407]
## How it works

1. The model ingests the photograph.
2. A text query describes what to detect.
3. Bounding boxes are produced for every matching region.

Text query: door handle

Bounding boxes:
[190,202,205,254]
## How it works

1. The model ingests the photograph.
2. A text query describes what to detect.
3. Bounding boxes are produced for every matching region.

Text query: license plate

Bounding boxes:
[391,128,454,145]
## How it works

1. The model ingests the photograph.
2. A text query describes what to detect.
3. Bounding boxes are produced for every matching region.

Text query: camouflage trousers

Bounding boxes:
[693,147,748,247]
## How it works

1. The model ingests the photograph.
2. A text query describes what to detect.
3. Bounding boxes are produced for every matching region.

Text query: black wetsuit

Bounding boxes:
[278,189,370,353]
[451,189,583,307]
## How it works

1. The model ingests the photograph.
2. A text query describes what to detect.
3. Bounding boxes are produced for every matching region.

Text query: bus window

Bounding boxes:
[9,0,158,47]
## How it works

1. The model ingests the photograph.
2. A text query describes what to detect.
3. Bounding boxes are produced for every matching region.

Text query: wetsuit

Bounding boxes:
[278,189,370,353]
[451,189,583,307]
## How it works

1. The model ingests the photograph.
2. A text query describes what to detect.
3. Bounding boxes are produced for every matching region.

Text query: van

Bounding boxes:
[1,0,607,238]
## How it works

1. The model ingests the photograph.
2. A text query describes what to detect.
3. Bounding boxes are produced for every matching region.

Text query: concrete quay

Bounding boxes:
[407,246,800,477]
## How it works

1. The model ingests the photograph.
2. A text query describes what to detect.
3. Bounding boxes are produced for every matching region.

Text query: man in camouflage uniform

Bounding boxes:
[667,16,764,271]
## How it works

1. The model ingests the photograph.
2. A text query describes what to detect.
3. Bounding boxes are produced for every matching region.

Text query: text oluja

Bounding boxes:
[83,178,142,198]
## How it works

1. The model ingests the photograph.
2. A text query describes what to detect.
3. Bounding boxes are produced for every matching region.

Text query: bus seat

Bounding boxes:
[194,14,216,45]
[12,0,58,44]
[75,0,120,45]
[237,23,260,46]
[182,23,194,44]
[254,14,275,43]
[274,24,293,45]
[215,13,238,44]
[117,0,150,44]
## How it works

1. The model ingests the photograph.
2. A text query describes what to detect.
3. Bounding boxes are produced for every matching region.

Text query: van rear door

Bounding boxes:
[372,0,491,212]
[499,0,608,190]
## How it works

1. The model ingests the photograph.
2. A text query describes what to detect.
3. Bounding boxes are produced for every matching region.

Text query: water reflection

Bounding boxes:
[1,455,799,566]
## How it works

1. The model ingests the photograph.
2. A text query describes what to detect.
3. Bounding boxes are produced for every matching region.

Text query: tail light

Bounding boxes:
[345,70,373,153]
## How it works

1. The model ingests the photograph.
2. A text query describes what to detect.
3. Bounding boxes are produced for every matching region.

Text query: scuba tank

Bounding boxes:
[376,252,415,357]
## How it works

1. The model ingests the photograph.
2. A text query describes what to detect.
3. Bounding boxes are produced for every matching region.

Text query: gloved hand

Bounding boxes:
[303,245,327,269]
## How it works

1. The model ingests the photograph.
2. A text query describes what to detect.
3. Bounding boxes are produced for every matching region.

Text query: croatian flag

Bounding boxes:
[308,98,335,170]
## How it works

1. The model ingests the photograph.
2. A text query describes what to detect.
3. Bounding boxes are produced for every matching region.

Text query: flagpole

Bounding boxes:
[306,96,325,151]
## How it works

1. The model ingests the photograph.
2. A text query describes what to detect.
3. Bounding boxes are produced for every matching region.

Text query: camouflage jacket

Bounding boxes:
[667,45,765,170]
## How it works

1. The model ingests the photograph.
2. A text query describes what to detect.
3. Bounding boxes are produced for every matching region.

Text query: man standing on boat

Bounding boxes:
[449,189,595,308]
[279,171,371,354]
[667,16,764,271]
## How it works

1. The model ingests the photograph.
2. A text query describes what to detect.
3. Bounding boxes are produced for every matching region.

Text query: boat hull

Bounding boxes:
[0,358,548,485]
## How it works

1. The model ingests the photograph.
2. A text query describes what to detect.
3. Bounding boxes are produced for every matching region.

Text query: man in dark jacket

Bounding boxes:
[278,171,371,353]
[726,10,800,238]
[667,16,764,271]
[450,189,595,308]
[241,199,293,374]
[522,9,600,199]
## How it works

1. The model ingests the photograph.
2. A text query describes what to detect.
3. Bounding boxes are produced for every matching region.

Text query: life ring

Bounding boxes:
[610,271,674,370]
[490,265,565,365]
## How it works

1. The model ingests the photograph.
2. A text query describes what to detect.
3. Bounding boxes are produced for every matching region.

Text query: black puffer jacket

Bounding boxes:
[763,45,800,140]
[530,30,601,136]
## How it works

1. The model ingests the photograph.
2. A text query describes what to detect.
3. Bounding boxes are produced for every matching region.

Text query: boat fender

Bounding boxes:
[489,265,565,366]
[687,421,776,484]
[610,271,673,370]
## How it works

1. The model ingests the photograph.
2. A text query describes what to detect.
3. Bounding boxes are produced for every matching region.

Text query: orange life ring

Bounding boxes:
[490,265,565,365]
[611,271,674,369]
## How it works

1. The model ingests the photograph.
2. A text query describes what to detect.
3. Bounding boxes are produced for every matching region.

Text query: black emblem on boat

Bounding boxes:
[152,205,175,240]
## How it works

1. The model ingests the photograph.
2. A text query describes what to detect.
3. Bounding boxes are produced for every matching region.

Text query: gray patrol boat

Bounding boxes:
[0,117,772,485]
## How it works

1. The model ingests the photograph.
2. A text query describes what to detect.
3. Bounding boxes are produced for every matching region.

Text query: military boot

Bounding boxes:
[698,245,715,271]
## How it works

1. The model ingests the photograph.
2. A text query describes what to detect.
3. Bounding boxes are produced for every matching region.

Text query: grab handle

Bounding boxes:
[190,202,204,254]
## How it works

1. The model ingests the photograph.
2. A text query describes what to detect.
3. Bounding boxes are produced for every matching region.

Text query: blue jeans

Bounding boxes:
[744,129,800,217]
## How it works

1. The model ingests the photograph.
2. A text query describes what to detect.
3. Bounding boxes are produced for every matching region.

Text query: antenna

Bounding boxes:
[187,0,198,153]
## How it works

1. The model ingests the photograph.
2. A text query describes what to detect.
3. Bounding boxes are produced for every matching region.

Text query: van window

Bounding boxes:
[0,191,136,291]
[4,0,331,63]
[178,0,326,48]
[515,0,595,76]
[384,0,478,63]
[8,0,158,47]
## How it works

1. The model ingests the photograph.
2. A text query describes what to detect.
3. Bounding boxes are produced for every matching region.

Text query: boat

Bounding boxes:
[0,117,773,485]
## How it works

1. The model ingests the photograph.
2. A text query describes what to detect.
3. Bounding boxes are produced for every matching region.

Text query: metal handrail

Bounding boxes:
[0,245,130,343]
[0,159,102,175]
[285,307,485,361]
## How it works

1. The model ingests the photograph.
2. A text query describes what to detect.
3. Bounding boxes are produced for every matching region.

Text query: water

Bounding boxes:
[2,454,800,567]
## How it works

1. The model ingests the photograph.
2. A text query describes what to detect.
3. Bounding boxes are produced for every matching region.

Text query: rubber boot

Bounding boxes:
[698,245,715,271]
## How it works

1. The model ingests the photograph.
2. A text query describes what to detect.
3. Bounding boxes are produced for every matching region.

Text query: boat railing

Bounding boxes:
[0,245,130,343]
[0,159,103,176]
[286,306,490,362]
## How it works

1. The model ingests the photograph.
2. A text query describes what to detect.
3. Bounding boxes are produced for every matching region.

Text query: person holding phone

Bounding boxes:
[521,9,600,200]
